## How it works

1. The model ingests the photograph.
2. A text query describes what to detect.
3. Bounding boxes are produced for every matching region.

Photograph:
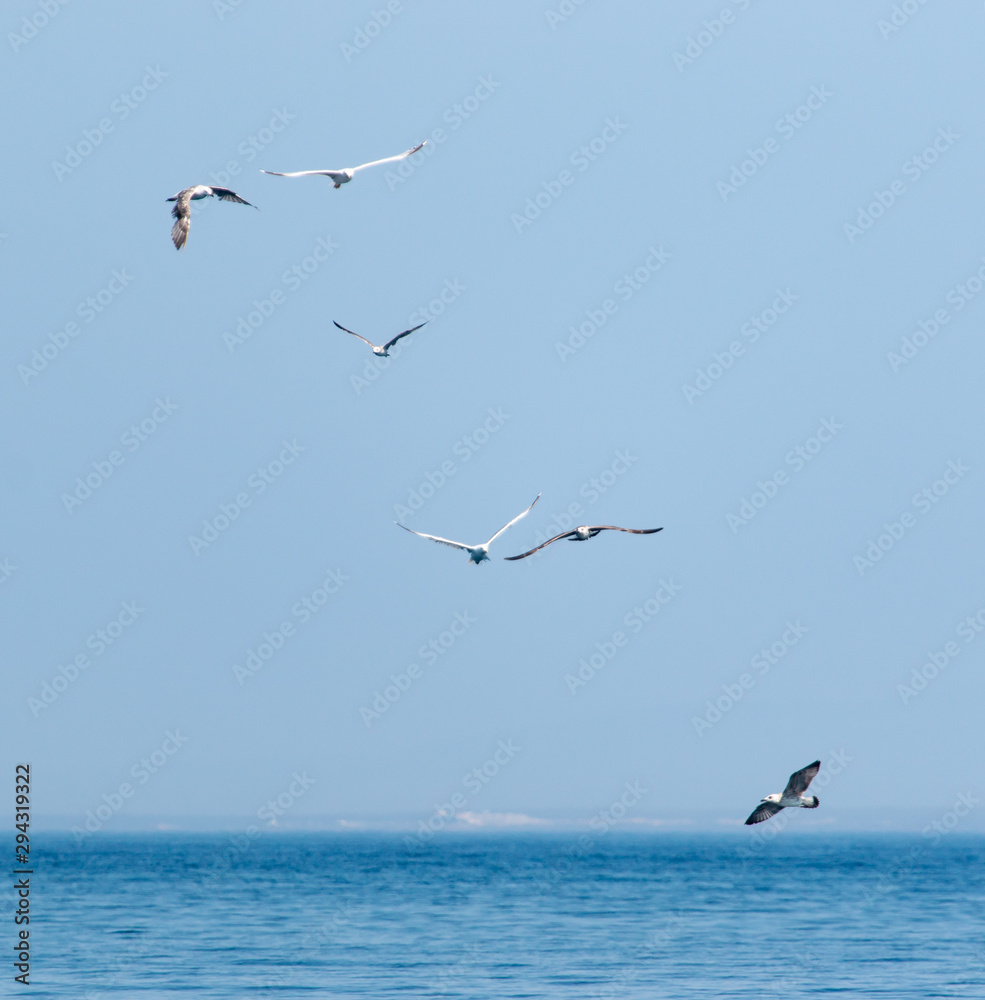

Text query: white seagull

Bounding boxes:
[396,495,541,565]
[166,185,256,250]
[505,525,663,561]
[334,320,426,357]
[260,141,427,189]
[745,760,821,825]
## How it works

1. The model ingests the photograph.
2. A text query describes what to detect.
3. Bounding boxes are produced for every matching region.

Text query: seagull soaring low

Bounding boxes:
[260,141,427,189]
[334,320,426,357]
[166,185,256,250]
[396,495,541,565]
[745,760,821,825]
[504,525,663,561]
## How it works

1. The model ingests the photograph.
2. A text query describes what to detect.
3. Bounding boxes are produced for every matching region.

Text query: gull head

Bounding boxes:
[467,547,490,564]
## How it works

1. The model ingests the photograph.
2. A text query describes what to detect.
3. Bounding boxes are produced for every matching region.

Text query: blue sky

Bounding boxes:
[3,1,984,835]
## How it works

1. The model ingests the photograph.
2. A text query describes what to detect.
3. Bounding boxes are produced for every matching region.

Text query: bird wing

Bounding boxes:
[586,526,664,535]
[260,169,348,182]
[485,494,542,548]
[745,801,784,825]
[333,321,378,350]
[382,322,427,352]
[210,187,256,208]
[503,531,576,561]
[169,190,192,219]
[170,212,190,250]
[782,761,821,797]
[348,141,426,174]
[394,522,472,553]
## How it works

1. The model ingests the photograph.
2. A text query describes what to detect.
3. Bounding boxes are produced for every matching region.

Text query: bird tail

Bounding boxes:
[807,796,819,809]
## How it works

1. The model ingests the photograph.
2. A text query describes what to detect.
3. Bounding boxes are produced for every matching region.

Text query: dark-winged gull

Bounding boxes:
[397,495,541,565]
[260,141,426,189]
[333,320,426,357]
[504,525,663,561]
[745,760,821,825]
[166,185,256,250]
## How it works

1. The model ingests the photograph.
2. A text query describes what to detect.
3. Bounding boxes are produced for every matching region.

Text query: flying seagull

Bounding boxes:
[334,320,426,357]
[396,495,541,565]
[504,525,663,561]
[745,760,821,825]
[260,141,427,189]
[166,185,256,250]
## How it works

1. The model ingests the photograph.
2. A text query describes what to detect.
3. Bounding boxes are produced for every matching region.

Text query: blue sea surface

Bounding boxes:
[20,833,985,998]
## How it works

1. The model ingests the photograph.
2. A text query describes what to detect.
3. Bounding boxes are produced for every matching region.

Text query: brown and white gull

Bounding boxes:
[333,320,426,357]
[504,525,662,561]
[260,141,426,189]
[166,185,256,250]
[745,760,821,825]
[397,495,541,565]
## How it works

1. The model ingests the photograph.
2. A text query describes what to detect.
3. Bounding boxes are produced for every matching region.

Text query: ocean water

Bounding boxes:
[19,833,985,998]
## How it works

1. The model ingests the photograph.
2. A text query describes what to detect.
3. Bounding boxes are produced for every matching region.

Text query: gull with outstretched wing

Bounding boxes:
[745,760,821,825]
[397,495,541,565]
[261,141,426,188]
[333,320,426,357]
[166,185,256,250]
[505,525,662,561]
